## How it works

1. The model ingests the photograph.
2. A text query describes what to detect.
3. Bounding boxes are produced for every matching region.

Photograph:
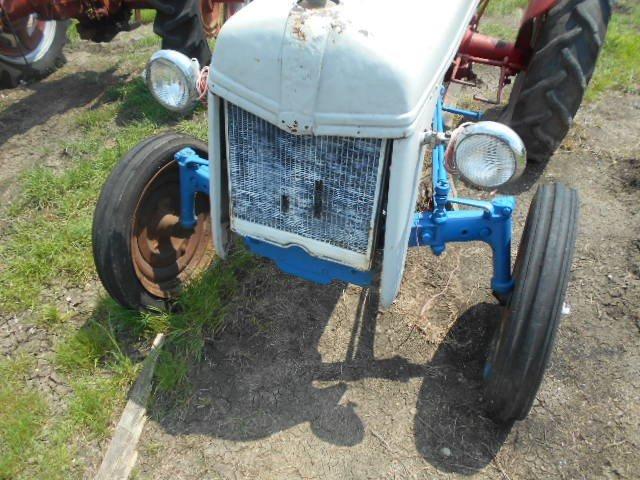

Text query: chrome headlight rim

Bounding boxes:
[449,121,527,189]
[145,49,200,113]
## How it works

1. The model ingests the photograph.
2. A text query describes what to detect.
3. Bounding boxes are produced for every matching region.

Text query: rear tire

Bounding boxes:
[483,183,579,423]
[0,19,69,88]
[502,0,611,162]
[151,0,212,66]
[92,133,214,311]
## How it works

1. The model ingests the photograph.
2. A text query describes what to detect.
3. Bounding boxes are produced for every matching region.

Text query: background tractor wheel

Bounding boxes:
[92,132,215,311]
[0,18,69,88]
[200,0,250,38]
[483,183,579,423]
[502,0,612,162]
[150,0,212,66]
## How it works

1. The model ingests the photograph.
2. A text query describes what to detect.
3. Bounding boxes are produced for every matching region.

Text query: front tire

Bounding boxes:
[503,0,611,162]
[483,183,579,423]
[92,133,214,311]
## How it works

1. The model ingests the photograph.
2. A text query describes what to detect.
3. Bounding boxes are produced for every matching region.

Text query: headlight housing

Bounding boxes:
[446,121,526,189]
[145,50,200,113]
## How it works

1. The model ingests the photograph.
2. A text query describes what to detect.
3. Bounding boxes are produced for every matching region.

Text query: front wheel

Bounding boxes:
[0,18,69,88]
[483,183,579,423]
[92,133,215,311]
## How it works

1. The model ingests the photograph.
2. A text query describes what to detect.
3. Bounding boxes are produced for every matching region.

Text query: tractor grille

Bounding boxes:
[226,103,385,256]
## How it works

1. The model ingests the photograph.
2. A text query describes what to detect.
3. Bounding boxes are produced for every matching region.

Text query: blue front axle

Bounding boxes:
[173,95,515,295]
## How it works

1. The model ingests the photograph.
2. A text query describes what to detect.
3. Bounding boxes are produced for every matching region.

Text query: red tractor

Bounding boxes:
[0,0,248,88]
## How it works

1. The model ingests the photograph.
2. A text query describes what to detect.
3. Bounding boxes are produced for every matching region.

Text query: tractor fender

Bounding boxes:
[521,0,558,24]
[516,0,559,51]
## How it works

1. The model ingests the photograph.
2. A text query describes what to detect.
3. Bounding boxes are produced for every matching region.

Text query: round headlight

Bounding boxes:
[447,121,526,189]
[145,50,199,113]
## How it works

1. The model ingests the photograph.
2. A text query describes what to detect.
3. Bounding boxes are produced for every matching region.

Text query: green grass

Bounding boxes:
[0,357,76,480]
[480,0,639,100]
[0,48,248,476]
[484,0,528,16]
[37,304,72,329]
[480,0,528,38]
[0,345,137,478]
[0,81,188,313]
[588,0,640,98]
[137,10,157,24]
[69,377,123,438]
[0,357,46,479]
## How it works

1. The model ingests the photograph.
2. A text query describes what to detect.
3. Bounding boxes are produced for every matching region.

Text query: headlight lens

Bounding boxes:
[145,50,199,113]
[448,121,526,189]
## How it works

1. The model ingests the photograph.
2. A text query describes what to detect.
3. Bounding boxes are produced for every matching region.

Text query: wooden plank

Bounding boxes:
[95,333,165,480]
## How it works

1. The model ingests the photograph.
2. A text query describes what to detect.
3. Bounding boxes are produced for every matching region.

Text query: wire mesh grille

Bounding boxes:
[226,103,384,255]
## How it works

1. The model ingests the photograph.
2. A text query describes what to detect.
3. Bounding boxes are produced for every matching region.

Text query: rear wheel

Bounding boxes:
[483,183,579,423]
[151,0,212,66]
[0,18,69,88]
[92,133,215,311]
[502,0,611,162]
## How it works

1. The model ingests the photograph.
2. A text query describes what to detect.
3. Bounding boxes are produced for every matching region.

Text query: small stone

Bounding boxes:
[440,447,451,457]
[561,303,571,315]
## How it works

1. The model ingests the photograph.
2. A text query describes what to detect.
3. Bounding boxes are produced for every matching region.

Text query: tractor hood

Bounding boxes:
[209,0,478,138]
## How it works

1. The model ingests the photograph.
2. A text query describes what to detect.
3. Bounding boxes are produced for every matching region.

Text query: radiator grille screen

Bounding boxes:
[226,103,384,255]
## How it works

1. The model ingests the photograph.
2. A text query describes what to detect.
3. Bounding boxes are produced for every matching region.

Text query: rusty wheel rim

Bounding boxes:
[0,16,54,62]
[131,160,214,299]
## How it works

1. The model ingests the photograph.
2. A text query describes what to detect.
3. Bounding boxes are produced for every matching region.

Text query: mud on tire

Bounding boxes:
[503,0,612,162]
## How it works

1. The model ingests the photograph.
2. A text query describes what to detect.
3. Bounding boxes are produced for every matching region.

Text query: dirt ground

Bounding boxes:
[1,23,639,480]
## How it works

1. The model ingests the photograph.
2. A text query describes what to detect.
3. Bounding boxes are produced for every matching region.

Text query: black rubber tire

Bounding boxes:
[503,0,611,162]
[483,183,579,423]
[150,0,212,66]
[92,132,211,311]
[0,20,69,89]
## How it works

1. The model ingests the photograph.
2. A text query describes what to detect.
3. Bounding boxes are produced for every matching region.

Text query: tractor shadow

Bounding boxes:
[0,68,122,147]
[149,261,510,472]
[109,77,189,128]
[414,302,511,473]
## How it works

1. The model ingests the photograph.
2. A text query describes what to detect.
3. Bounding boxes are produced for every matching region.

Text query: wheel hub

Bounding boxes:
[0,16,55,63]
[131,162,214,299]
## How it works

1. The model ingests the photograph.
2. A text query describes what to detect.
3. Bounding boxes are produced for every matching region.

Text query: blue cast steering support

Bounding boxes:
[409,93,515,295]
